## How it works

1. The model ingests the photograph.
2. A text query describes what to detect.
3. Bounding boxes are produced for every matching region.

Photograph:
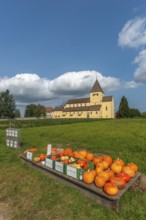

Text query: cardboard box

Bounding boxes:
[54,161,67,174]
[45,157,55,169]
[66,161,94,180]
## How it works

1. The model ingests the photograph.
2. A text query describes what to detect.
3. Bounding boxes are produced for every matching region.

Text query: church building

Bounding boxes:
[52,79,114,119]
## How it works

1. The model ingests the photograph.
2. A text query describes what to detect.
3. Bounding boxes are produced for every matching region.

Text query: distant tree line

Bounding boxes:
[24,104,46,117]
[116,96,146,118]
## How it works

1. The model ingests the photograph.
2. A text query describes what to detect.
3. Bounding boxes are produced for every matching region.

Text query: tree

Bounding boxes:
[15,109,21,118]
[142,112,146,118]
[129,108,141,118]
[24,104,46,117]
[116,96,130,118]
[0,89,16,118]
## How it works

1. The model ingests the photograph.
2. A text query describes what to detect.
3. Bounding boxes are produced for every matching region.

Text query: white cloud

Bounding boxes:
[118,17,146,48]
[133,50,146,83]
[0,71,134,106]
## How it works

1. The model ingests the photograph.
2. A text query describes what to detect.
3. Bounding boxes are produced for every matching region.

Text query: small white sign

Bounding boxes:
[47,144,52,155]
[26,152,33,160]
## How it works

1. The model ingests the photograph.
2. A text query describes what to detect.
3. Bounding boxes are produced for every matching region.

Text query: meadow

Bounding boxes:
[0,118,146,219]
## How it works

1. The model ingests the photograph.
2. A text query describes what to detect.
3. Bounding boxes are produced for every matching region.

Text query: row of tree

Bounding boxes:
[0,90,146,119]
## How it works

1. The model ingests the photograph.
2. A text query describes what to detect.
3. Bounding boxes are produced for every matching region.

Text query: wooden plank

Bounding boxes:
[20,155,141,211]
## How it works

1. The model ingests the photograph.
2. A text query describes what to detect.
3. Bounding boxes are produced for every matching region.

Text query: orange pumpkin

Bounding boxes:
[103,155,113,166]
[85,152,94,161]
[95,166,103,175]
[95,176,106,188]
[113,158,125,167]
[96,161,105,170]
[97,171,110,182]
[90,170,97,179]
[111,163,122,174]
[122,166,135,177]
[74,151,85,159]
[40,154,46,161]
[104,182,119,196]
[106,169,115,178]
[64,148,73,156]
[110,176,126,189]
[82,170,95,184]
[93,156,103,166]
[78,150,87,158]
[127,163,138,173]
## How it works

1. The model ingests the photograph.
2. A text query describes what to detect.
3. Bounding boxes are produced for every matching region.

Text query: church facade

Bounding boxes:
[52,80,114,119]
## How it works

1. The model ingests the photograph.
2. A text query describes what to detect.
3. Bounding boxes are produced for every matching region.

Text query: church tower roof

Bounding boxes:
[90,79,104,93]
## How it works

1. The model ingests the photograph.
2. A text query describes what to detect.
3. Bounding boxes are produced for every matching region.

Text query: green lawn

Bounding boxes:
[0,118,146,219]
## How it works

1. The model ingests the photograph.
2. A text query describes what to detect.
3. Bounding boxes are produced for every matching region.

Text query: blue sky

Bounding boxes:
[0,0,146,115]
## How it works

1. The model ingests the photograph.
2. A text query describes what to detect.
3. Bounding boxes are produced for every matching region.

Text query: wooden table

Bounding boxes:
[20,155,141,211]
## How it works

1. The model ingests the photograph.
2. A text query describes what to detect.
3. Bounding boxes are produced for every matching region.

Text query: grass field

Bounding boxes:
[0,118,146,219]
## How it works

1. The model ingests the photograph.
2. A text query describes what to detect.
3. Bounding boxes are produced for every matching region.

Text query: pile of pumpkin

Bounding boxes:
[24,147,138,196]
[81,153,138,196]
[51,147,138,196]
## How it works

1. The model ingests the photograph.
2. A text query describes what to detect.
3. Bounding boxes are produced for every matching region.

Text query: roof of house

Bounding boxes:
[90,79,104,93]
[53,106,64,111]
[65,97,90,105]
[53,105,101,112]
[102,96,113,102]
[46,106,54,113]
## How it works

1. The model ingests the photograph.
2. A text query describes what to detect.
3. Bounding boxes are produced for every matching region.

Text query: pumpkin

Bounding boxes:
[97,171,110,182]
[127,163,138,173]
[93,156,103,166]
[33,156,40,162]
[78,150,87,158]
[104,182,119,196]
[40,154,46,161]
[101,160,109,170]
[103,155,113,166]
[113,158,125,167]
[90,170,97,178]
[118,172,130,183]
[64,148,73,156]
[96,161,105,170]
[85,152,94,161]
[95,166,103,175]
[110,176,126,189]
[106,169,115,178]
[122,166,135,177]
[95,176,106,188]
[74,151,85,159]
[111,163,122,174]
[82,170,95,184]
